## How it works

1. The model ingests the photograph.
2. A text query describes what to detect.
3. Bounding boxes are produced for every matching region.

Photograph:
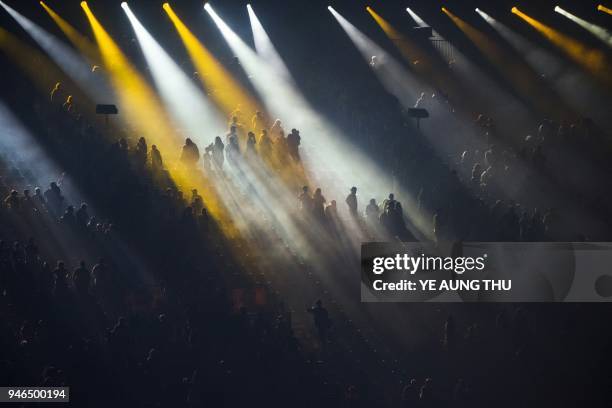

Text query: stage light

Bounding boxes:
[598,5,612,15]
[163,3,262,120]
[247,4,292,80]
[406,7,429,28]
[513,7,609,83]
[511,7,518,13]
[555,5,612,47]
[81,1,87,8]
[121,2,127,8]
[475,7,493,22]
[123,2,223,141]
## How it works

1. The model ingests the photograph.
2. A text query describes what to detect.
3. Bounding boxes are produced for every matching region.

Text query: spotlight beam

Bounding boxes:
[555,6,612,47]
[163,3,263,120]
[512,7,610,84]
[40,1,101,64]
[122,3,224,143]
[329,6,422,103]
[246,4,292,81]
[81,2,176,148]
[477,8,611,128]
[597,4,612,15]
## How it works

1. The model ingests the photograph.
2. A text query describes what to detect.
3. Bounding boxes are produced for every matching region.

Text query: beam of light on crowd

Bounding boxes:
[0,1,111,103]
[0,100,114,265]
[40,1,101,64]
[555,6,612,47]
[122,3,224,143]
[208,3,431,239]
[446,7,567,120]
[247,4,292,81]
[477,8,611,129]
[163,3,262,120]
[81,1,234,234]
[598,4,612,15]
[512,7,611,84]
[0,101,76,201]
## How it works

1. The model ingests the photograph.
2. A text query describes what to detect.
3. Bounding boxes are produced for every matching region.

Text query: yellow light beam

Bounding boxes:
[444,7,571,118]
[367,7,430,68]
[40,1,101,65]
[81,1,175,149]
[512,7,610,83]
[598,4,612,15]
[0,27,85,99]
[81,1,235,233]
[555,6,612,47]
[163,3,263,121]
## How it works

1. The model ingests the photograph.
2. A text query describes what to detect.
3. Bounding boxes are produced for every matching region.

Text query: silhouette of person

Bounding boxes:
[312,188,326,221]
[150,144,163,171]
[44,182,64,216]
[298,186,312,213]
[258,129,273,159]
[72,261,90,297]
[226,134,241,167]
[4,190,20,210]
[286,128,301,161]
[366,198,379,224]
[246,132,257,159]
[346,186,358,217]
[251,111,267,134]
[135,137,147,167]
[307,300,331,345]
[212,136,225,171]
[181,138,200,167]
[76,203,89,228]
[191,189,204,215]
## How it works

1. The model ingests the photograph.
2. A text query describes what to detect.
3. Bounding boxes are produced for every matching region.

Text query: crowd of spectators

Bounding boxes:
[1,39,612,406]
